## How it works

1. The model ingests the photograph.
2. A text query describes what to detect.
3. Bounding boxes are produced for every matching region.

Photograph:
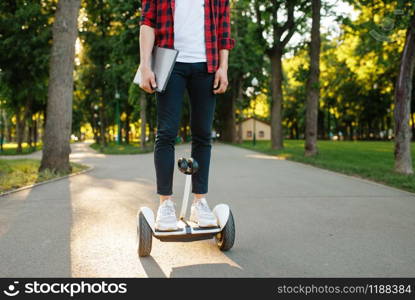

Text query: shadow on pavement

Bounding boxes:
[139,255,244,278]
[0,176,72,277]
[170,263,244,277]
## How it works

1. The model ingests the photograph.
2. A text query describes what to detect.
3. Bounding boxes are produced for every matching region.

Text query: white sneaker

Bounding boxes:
[155,199,178,231]
[190,198,218,227]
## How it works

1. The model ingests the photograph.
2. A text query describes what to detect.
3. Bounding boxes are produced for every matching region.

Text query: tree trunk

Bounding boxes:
[40,0,81,173]
[236,79,244,144]
[326,104,331,139]
[99,104,107,147]
[124,108,131,144]
[39,110,46,143]
[33,116,38,148]
[0,108,4,152]
[295,121,300,139]
[140,93,147,148]
[16,105,30,153]
[15,109,23,153]
[221,79,239,143]
[124,119,130,144]
[269,48,284,149]
[27,112,35,148]
[2,110,10,143]
[6,119,12,142]
[93,127,98,144]
[304,0,321,157]
[290,124,294,139]
[27,116,33,148]
[394,12,415,174]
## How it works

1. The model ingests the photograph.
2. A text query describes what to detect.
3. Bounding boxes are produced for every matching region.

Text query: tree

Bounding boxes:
[128,83,148,147]
[40,0,81,173]
[304,0,321,156]
[394,11,415,174]
[217,0,267,143]
[0,0,53,152]
[77,0,140,146]
[253,0,309,149]
[108,0,141,144]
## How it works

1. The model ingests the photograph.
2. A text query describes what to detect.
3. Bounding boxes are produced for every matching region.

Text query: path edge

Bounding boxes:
[225,142,415,197]
[0,164,94,198]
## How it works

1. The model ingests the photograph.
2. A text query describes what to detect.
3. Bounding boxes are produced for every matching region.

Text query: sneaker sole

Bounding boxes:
[155,226,179,232]
[190,217,218,228]
[198,222,218,228]
[155,222,179,231]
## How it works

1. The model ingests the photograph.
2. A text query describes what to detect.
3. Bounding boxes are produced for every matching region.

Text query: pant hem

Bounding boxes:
[191,189,208,194]
[157,191,173,196]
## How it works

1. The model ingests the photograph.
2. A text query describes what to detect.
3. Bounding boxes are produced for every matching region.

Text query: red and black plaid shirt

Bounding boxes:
[140,0,235,73]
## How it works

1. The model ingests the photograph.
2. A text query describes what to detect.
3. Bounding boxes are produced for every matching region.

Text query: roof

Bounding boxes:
[236,117,271,126]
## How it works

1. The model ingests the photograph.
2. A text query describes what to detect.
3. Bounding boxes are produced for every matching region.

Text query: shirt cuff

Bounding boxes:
[218,38,235,50]
[140,16,156,28]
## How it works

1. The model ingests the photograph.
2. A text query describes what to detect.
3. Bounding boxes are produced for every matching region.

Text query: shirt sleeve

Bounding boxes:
[140,0,156,28]
[218,0,235,50]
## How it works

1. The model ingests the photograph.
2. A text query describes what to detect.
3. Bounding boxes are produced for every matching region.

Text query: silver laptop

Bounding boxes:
[133,46,179,93]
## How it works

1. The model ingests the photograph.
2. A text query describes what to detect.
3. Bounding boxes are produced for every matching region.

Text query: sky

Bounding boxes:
[287,0,358,48]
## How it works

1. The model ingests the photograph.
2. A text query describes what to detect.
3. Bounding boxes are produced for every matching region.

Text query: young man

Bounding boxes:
[139,0,235,230]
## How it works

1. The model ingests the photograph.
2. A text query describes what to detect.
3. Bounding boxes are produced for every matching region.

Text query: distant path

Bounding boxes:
[0,141,414,277]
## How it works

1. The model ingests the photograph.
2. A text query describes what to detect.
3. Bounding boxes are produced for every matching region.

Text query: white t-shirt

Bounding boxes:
[173,0,207,63]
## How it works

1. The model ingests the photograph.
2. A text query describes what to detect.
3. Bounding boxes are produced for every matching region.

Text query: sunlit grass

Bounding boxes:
[232,140,415,193]
[90,141,154,154]
[0,159,89,194]
[0,142,42,155]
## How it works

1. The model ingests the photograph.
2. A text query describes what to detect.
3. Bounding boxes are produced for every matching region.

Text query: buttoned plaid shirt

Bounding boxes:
[140,0,235,73]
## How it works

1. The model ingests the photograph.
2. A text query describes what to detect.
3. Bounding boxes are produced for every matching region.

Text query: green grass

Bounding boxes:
[232,140,415,193]
[90,142,154,154]
[0,159,89,194]
[0,140,80,156]
[0,142,42,155]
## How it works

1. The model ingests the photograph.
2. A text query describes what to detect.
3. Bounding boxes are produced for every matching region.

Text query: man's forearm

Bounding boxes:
[219,49,229,70]
[139,25,155,68]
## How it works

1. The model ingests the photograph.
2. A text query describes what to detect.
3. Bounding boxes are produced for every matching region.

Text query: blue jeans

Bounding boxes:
[154,62,216,196]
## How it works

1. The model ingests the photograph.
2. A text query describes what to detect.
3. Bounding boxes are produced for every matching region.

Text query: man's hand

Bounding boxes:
[213,67,228,94]
[139,65,157,94]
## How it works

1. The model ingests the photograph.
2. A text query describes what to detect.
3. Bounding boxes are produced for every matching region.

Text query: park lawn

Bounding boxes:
[0,142,42,155]
[0,159,89,194]
[233,140,415,193]
[90,142,154,154]
[0,140,80,156]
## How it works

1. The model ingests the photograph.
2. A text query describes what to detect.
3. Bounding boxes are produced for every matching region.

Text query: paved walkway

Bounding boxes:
[0,142,414,277]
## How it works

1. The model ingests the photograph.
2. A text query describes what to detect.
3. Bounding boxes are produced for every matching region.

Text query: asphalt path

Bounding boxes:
[0,142,414,277]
